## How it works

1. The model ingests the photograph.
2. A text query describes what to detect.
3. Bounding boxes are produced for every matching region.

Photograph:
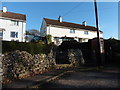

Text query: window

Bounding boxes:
[84,31,89,35]
[11,32,18,38]
[0,32,3,37]
[0,31,3,39]
[11,32,15,38]
[70,29,75,33]
[16,32,18,38]
[11,20,19,26]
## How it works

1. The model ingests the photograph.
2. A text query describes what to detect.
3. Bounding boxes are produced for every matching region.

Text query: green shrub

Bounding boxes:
[104,39,120,53]
[46,34,52,44]
[2,41,53,54]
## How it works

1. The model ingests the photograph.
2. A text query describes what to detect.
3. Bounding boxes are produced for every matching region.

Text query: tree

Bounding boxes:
[29,29,40,36]
[26,29,40,36]
[25,30,30,35]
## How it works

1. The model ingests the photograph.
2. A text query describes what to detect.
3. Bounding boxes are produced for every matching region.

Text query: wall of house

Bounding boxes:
[46,26,103,43]
[40,19,47,37]
[0,17,26,42]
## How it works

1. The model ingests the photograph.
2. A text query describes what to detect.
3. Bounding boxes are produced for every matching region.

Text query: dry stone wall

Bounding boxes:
[2,48,85,83]
[2,50,56,82]
[68,49,85,66]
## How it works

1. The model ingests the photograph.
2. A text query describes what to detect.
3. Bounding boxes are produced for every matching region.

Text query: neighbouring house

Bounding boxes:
[40,16,103,45]
[0,7,26,42]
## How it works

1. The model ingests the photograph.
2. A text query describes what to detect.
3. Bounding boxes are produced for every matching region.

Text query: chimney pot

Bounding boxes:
[58,16,62,23]
[82,21,87,26]
[3,7,7,12]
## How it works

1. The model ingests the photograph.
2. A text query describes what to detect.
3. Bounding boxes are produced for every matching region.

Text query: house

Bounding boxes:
[40,16,103,45]
[0,7,26,42]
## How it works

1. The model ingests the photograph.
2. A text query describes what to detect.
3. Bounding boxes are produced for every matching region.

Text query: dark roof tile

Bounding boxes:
[44,18,103,33]
[0,10,26,21]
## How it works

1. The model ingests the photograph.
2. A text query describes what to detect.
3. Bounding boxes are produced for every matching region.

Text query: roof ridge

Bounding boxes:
[1,10,26,20]
[44,18,96,29]
[0,10,26,16]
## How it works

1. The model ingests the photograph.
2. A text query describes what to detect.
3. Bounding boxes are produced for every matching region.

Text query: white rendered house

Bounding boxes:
[40,17,103,45]
[0,7,26,42]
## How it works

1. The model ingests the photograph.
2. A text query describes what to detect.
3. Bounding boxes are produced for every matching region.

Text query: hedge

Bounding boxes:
[2,41,53,54]
[59,40,90,50]
[104,38,120,53]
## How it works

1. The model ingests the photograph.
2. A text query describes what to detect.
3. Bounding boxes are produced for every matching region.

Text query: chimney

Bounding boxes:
[82,21,87,26]
[3,7,7,12]
[58,16,62,23]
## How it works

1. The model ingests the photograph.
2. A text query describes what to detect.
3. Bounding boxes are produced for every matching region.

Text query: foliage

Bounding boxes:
[2,41,53,54]
[104,38,120,53]
[26,29,40,36]
[46,34,52,44]
[25,30,31,35]
[59,40,90,50]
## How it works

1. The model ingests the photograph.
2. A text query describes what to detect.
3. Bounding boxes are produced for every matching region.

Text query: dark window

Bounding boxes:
[11,20,19,26]
[84,31,89,35]
[0,32,3,37]
[70,29,75,33]
[16,32,18,38]
[11,32,16,38]
[11,32,18,38]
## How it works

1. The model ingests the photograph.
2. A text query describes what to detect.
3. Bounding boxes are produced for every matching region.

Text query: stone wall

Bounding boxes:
[68,49,85,66]
[2,48,85,83]
[2,50,56,82]
[53,46,85,66]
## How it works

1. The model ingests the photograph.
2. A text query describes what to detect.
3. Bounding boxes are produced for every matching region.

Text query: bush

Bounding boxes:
[59,41,90,50]
[2,41,53,54]
[104,38,120,53]
[46,34,52,44]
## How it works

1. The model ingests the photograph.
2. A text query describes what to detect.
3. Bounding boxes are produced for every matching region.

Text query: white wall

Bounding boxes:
[40,19,47,37]
[47,26,103,42]
[0,17,26,42]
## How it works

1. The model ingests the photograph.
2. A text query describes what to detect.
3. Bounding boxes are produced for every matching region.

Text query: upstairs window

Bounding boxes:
[70,29,75,33]
[84,31,89,35]
[11,20,19,26]
[11,32,18,38]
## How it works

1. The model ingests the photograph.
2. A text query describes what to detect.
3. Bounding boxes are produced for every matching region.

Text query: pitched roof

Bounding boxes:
[44,18,103,33]
[0,10,26,21]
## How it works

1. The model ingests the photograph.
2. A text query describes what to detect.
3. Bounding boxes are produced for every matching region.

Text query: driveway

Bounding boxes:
[41,67,120,88]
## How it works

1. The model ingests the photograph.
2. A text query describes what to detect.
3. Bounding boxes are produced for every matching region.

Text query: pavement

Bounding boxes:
[2,67,75,89]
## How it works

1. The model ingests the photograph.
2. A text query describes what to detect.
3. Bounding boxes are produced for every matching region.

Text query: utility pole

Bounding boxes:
[94,0,101,66]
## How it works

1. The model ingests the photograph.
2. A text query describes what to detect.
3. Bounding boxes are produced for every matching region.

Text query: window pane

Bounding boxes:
[84,31,88,35]
[70,29,75,33]
[17,21,19,26]
[0,32,3,36]
[16,32,18,38]
[11,20,19,26]
[11,32,15,38]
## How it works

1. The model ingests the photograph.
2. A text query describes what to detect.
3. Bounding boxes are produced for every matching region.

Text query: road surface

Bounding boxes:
[41,67,120,88]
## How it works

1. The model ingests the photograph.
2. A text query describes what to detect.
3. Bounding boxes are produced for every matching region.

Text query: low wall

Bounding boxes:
[2,48,84,83]
[2,50,56,83]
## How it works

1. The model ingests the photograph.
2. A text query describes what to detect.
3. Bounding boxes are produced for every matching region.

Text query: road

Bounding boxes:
[41,67,120,88]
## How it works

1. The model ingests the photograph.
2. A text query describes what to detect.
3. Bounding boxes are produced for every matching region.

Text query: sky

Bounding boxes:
[1,2,118,39]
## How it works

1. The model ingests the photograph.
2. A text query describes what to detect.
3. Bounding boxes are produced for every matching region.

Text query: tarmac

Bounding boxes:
[2,66,119,89]
[2,67,75,89]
